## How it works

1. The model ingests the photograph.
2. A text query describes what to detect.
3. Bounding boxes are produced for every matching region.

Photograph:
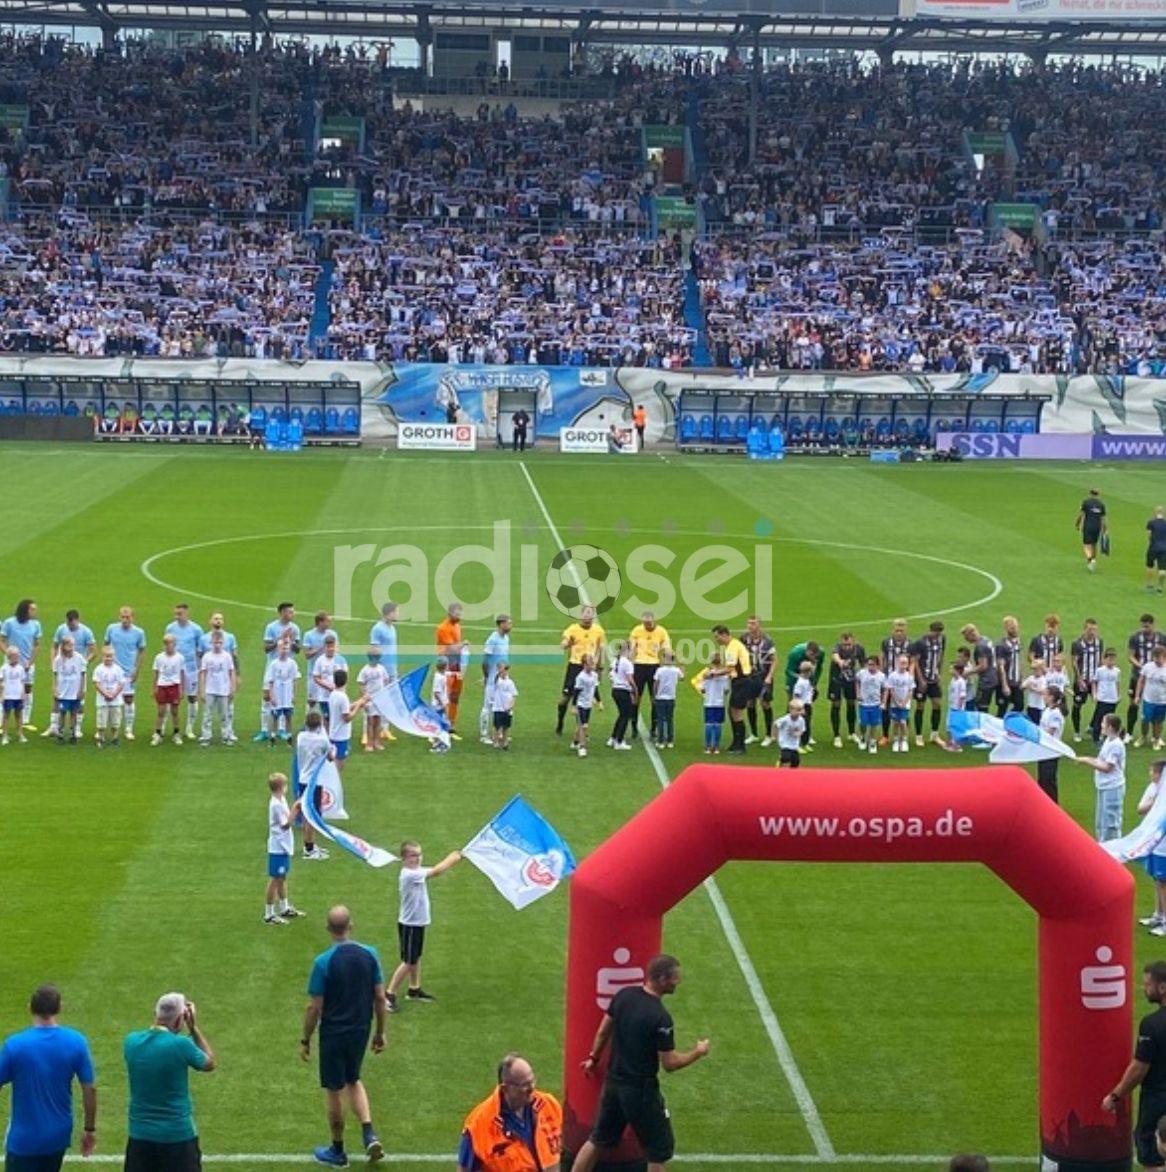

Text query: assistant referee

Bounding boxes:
[571,954,709,1172]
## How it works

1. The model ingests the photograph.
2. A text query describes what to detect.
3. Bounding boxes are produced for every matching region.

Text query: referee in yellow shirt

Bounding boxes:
[555,605,606,736]
[713,624,752,754]
[629,611,670,740]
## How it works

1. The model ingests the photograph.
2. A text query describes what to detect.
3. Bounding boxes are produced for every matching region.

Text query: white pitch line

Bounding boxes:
[62,1154,1035,1167]
[518,459,835,1161]
[639,721,836,1161]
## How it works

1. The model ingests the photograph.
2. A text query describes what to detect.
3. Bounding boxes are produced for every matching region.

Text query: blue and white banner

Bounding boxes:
[1102,783,1166,864]
[302,756,397,869]
[947,709,1004,747]
[367,664,450,746]
[291,753,349,820]
[462,796,577,910]
[988,713,1078,765]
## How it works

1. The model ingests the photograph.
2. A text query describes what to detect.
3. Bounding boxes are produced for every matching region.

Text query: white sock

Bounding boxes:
[265,904,274,918]
[22,694,32,724]
[278,898,289,913]
[260,702,269,732]
[49,711,60,732]
[125,701,135,731]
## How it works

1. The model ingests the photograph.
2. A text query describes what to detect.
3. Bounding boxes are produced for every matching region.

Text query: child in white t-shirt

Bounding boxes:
[944,661,969,752]
[91,646,126,748]
[774,700,806,769]
[327,669,370,771]
[490,663,518,750]
[652,651,683,749]
[573,656,600,758]
[701,656,729,754]
[356,659,388,748]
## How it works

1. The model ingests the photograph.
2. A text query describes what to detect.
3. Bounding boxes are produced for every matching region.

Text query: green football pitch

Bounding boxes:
[1,441,1165,1172]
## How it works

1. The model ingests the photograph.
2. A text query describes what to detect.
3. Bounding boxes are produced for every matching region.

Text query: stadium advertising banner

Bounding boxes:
[1091,435,1166,461]
[559,426,637,454]
[903,0,1166,18]
[935,433,1093,459]
[397,422,477,451]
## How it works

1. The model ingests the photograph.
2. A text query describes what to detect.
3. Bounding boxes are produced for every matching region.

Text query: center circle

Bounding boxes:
[139,526,1002,634]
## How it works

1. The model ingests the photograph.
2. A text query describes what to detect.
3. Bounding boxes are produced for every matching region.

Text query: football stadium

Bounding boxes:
[6,3,1166,1172]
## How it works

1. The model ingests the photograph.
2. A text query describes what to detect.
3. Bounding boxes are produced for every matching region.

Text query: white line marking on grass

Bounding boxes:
[639,722,836,1161]
[63,1154,1036,1167]
[519,459,835,1160]
[140,525,1000,636]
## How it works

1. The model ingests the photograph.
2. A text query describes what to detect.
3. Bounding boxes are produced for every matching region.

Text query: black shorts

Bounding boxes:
[749,678,773,704]
[1135,1092,1166,1167]
[124,1138,202,1172]
[729,678,751,710]
[493,711,512,729]
[576,707,591,725]
[561,663,583,698]
[779,748,801,768]
[1149,550,1166,571]
[319,1028,370,1091]
[1082,526,1101,546]
[915,680,941,702]
[827,678,856,702]
[591,1079,675,1164]
[5,1153,65,1172]
[398,922,425,965]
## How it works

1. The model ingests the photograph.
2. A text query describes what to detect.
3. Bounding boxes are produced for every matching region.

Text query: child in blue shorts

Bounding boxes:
[265,772,305,925]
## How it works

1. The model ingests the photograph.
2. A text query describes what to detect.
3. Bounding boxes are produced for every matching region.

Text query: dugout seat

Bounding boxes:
[787,417,804,442]
[286,418,304,450]
[42,400,59,416]
[1021,418,1037,434]
[324,407,342,435]
[734,415,750,442]
[264,417,283,449]
[249,406,267,432]
[716,415,733,443]
[698,415,714,442]
[305,407,324,436]
[768,426,785,455]
[341,407,359,434]
[679,414,697,443]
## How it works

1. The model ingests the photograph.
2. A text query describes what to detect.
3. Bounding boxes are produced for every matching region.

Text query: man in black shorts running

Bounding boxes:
[1148,507,1166,594]
[571,954,709,1172]
[1102,960,1166,1170]
[1076,488,1107,573]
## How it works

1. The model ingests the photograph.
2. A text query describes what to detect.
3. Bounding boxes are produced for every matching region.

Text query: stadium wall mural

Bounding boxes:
[564,764,1135,1172]
[0,357,1164,443]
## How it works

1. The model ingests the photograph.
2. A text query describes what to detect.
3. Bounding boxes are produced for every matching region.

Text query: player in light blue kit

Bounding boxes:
[165,603,205,741]
[256,603,301,743]
[44,609,96,739]
[0,599,43,731]
[103,607,147,741]
[479,615,512,744]
[366,601,399,745]
[302,612,337,717]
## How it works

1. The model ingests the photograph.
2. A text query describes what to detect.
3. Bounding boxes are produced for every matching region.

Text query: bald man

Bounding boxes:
[1147,507,1166,594]
[302,907,387,1167]
[458,1054,563,1172]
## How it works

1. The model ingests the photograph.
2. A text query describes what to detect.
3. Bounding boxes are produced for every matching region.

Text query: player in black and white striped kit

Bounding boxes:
[879,619,911,745]
[1028,614,1063,669]
[1129,614,1166,741]
[1071,618,1104,745]
[994,616,1024,717]
[909,621,945,747]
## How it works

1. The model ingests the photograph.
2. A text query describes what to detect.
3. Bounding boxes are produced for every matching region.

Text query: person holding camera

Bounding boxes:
[123,992,216,1172]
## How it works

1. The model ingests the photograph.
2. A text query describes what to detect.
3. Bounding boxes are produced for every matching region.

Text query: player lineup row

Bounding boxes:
[3,600,1166,758]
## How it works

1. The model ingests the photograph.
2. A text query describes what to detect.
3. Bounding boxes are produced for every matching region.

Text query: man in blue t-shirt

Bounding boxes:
[0,599,43,731]
[479,615,512,744]
[301,906,387,1167]
[0,984,97,1172]
[103,607,147,741]
[165,603,205,741]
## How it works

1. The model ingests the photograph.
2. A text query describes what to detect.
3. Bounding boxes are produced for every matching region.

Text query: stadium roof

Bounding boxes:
[2,0,1166,53]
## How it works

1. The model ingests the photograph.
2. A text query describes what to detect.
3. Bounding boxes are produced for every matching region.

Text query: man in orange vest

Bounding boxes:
[458,1053,563,1172]
[632,404,647,452]
[435,603,465,739]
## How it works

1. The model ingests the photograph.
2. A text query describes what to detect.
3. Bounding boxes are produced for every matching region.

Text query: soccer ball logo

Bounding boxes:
[545,544,621,618]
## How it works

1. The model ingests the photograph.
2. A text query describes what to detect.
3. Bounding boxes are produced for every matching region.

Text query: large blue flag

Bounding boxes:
[462,796,577,910]
[989,712,1077,765]
[367,664,450,746]
[302,756,397,868]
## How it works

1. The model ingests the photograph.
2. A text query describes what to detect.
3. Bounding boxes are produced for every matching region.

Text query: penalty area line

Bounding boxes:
[516,458,835,1162]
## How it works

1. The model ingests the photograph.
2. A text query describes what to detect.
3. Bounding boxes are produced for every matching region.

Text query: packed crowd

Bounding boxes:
[3,42,1166,370]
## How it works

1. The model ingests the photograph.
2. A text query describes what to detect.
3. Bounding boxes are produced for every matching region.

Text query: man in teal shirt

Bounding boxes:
[123,993,216,1172]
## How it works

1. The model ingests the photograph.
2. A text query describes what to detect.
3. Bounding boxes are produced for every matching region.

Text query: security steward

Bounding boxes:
[713,625,752,754]
[629,611,671,739]
[458,1053,563,1172]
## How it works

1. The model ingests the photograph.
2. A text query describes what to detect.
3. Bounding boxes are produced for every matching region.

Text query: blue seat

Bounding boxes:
[787,418,804,441]
[733,415,750,441]
[1021,418,1037,434]
[305,407,324,435]
[271,405,287,424]
[824,419,840,443]
[62,400,78,417]
[746,428,768,458]
[768,426,785,455]
[289,406,304,425]
[341,407,359,435]
[249,406,267,431]
[324,407,342,434]
[680,414,697,442]
[698,415,714,442]
[1005,418,1022,434]
[983,419,1000,433]
[715,416,732,443]
[286,418,304,450]
[264,418,284,449]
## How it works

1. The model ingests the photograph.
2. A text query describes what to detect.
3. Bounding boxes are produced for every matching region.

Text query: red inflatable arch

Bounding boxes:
[563,765,1134,1172]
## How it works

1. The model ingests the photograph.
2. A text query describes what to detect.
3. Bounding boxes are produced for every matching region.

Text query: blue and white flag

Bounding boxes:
[462,796,577,910]
[988,713,1078,765]
[302,756,397,869]
[367,664,450,746]
[947,709,1004,747]
[1102,783,1166,864]
[292,752,349,820]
